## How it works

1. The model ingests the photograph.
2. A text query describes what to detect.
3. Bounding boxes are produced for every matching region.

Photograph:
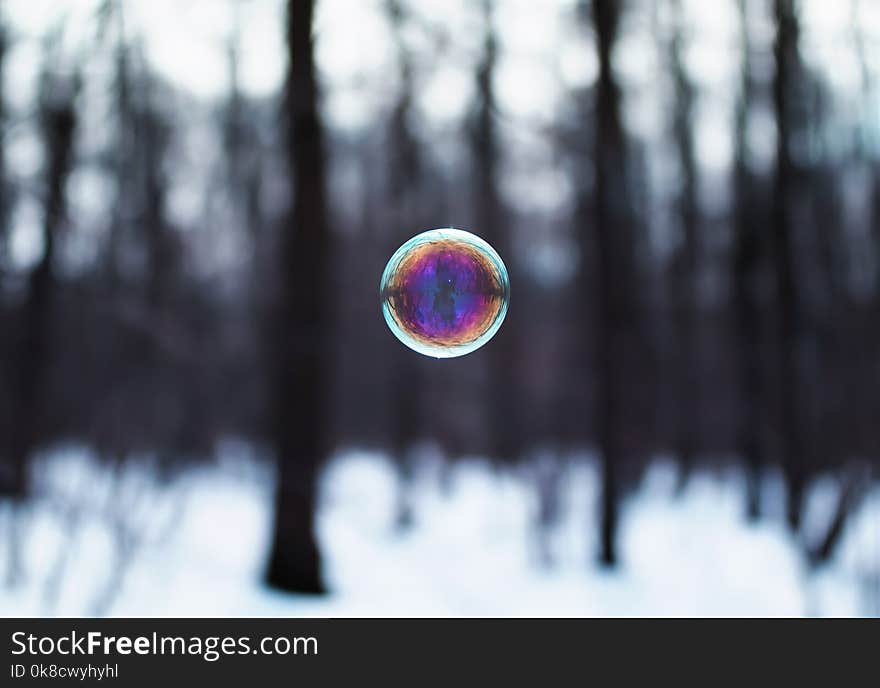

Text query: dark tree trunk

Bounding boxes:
[874,172,880,307]
[590,0,632,568]
[852,1,880,462]
[107,3,132,289]
[808,469,867,567]
[0,17,8,273]
[772,0,805,532]
[140,79,174,316]
[4,72,77,583]
[223,28,264,244]
[733,0,765,521]
[265,0,329,595]
[471,0,520,463]
[137,74,183,463]
[0,13,11,496]
[668,0,699,487]
[8,77,77,486]
[386,0,424,531]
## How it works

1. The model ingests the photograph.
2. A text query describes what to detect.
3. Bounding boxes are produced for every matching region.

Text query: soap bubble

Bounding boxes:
[380,228,510,358]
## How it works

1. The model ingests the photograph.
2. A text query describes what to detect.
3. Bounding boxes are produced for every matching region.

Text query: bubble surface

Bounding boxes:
[380,228,510,358]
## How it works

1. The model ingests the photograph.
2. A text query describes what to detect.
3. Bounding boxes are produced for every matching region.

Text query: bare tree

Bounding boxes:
[139,75,175,316]
[0,3,14,507]
[266,0,329,594]
[850,0,880,307]
[772,0,805,532]
[667,0,700,485]
[100,0,134,289]
[732,0,765,521]
[808,466,870,567]
[587,0,636,567]
[470,0,521,464]
[5,54,79,584]
[222,6,265,245]
[0,5,9,276]
[0,2,14,503]
[385,0,424,530]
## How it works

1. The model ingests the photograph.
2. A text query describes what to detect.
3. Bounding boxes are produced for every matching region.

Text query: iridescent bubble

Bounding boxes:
[380,228,510,358]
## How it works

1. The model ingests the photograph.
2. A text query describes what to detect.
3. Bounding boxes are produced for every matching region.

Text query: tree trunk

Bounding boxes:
[266,0,329,594]
[472,0,520,463]
[0,17,8,273]
[385,0,425,531]
[733,0,765,521]
[4,72,77,583]
[808,469,867,567]
[591,0,631,568]
[0,11,12,497]
[668,0,699,487]
[772,0,804,532]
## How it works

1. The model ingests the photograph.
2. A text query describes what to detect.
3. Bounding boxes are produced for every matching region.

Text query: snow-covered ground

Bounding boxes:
[0,446,878,617]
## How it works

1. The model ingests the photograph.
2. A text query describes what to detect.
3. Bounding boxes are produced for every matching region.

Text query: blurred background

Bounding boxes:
[0,0,878,616]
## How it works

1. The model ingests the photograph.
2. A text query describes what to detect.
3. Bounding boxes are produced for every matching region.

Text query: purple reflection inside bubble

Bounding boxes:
[384,240,505,348]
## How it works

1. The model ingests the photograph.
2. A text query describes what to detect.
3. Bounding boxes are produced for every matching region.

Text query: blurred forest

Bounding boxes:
[0,0,878,604]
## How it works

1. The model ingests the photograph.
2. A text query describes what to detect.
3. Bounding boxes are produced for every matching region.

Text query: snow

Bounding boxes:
[0,446,877,617]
